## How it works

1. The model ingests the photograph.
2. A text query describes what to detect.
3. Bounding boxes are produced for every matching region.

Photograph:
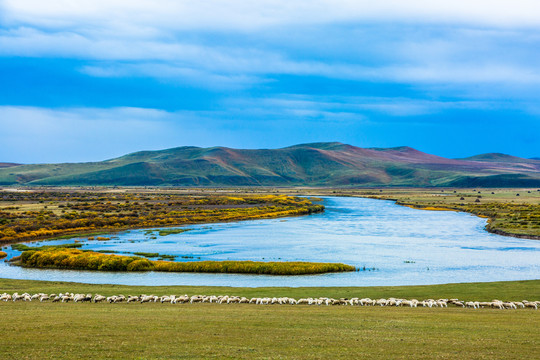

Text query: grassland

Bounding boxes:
[1,279,539,359]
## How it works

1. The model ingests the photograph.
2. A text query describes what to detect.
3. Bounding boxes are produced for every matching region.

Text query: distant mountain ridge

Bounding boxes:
[1,142,539,187]
[458,153,540,164]
[0,163,21,168]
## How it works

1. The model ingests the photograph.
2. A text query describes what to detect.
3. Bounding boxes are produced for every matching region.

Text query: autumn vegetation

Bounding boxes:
[0,191,324,244]
[18,248,355,275]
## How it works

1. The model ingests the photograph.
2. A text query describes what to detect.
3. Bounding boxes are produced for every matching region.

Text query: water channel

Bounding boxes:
[1,196,539,287]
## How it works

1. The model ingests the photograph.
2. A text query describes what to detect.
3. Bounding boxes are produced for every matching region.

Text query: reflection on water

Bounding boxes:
[1,197,539,287]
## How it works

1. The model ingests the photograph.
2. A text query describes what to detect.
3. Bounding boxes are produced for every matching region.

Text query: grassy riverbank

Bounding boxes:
[0,191,323,245]
[1,279,539,359]
[17,248,355,275]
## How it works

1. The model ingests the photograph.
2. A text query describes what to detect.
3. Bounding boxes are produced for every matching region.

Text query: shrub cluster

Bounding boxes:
[21,248,153,272]
[20,248,355,275]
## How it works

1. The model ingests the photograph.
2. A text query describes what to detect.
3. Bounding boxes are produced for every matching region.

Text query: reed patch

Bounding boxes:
[18,248,355,275]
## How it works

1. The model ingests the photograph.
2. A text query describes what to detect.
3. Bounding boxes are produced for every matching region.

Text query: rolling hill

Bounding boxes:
[1,143,539,187]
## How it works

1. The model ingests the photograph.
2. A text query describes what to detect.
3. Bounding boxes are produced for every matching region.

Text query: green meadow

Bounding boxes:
[1,279,539,359]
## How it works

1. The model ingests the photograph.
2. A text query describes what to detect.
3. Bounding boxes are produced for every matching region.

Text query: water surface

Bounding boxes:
[1,197,539,287]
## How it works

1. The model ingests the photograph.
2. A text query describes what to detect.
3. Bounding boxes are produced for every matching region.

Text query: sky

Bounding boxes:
[1,1,539,163]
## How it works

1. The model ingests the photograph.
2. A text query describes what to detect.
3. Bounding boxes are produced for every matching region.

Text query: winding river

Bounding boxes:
[1,196,539,287]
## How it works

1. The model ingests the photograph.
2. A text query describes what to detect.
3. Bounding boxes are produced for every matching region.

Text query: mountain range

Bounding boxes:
[1,143,539,187]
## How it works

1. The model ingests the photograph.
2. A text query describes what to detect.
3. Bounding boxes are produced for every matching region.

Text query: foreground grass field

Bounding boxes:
[1,279,539,359]
[3,301,539,359]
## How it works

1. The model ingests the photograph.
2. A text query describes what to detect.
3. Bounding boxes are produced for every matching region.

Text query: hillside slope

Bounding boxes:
[1,143,539,187]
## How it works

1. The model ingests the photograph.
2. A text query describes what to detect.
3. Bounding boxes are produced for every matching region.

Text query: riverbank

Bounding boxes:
[0,191,324,245]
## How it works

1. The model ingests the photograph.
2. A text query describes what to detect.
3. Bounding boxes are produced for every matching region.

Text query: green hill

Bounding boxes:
[1,143,539,187]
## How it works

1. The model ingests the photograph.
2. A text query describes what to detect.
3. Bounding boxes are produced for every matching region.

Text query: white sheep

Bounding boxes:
[139,295,155,303]
[400,300,415,307]
[465,301,477,309]
[523,301,538,310]
[5,291,539,314]
[503,302,517,310]
[175,295,189,304]
[93,295,106,303]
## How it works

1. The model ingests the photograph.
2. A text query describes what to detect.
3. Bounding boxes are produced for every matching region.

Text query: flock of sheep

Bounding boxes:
[2,292,539,310]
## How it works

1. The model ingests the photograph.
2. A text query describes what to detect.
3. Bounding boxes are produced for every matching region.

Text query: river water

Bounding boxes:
[1,196,539,287]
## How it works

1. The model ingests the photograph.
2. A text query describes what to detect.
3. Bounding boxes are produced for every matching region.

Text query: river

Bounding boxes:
[1,196,539,287]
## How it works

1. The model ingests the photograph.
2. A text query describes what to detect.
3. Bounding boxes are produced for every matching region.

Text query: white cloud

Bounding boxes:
[235,95,498,117]
[2,25,540,92]
[0,27,206,60]
[1,1,540,103]
[80,63,267,90]
[1,1,540,93]
[3,1,540,30]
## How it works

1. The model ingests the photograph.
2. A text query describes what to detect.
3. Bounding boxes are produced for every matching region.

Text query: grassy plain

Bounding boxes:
[1,279,539,359]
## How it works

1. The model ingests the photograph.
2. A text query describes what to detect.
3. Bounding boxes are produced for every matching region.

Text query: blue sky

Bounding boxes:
[1,1,539,163]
